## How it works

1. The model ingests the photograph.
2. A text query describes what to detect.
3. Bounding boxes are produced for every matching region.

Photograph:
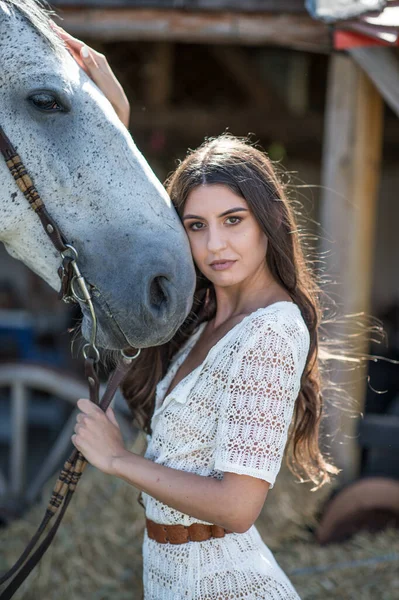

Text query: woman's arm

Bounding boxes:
[72,399,269,533]
[112,452,269,533]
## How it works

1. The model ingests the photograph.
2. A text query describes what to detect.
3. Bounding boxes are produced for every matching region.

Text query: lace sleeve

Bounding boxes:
[214,314,308,488]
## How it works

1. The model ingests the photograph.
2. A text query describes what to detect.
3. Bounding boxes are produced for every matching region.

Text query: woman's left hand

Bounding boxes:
[72,398,128,475]
[50,22,130,128]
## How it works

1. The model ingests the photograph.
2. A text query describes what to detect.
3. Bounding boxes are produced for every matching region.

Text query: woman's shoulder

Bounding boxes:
[240,300,307,333]
[234,301,310,362]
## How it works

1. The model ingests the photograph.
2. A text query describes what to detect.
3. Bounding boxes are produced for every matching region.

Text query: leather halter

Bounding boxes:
[0,124,141,598]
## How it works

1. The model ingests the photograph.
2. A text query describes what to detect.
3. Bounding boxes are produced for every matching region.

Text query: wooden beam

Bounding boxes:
[319,53,384,482]
[53,0,307,13]
[55,9,330,52]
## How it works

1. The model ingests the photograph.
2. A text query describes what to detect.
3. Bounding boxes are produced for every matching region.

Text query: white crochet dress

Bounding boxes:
[141,301,310,599]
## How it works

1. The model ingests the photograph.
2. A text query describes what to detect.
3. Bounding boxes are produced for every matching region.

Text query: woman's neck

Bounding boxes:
[211,272,290,330]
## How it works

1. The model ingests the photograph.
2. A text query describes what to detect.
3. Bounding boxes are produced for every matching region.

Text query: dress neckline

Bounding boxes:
[159,300,299,406]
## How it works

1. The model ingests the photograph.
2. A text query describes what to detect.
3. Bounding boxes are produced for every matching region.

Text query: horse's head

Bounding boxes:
[0,0,196,350]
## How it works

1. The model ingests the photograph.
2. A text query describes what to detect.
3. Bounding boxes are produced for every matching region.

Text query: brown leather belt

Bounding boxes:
[146,518,234,544]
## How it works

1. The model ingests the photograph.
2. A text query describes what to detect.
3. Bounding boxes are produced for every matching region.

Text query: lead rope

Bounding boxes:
[0,125,141,598]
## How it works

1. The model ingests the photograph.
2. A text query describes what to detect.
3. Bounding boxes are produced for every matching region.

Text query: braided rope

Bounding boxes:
[6,154,43,212]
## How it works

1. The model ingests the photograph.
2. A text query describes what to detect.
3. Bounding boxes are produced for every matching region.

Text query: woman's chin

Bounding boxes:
[206,273,240,288]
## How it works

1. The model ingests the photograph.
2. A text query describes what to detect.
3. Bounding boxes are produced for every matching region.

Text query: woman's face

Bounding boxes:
[182,184,268,288]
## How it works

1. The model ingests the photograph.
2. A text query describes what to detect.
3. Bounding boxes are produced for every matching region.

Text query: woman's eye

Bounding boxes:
[28,93,64,112]
[226,216,242,225]
[189,222,205,231]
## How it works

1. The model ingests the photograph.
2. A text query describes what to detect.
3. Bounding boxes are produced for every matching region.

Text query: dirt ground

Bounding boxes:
[1,432,398,600]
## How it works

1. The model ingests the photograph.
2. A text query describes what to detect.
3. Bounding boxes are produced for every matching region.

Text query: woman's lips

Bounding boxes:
[210,260,236,271]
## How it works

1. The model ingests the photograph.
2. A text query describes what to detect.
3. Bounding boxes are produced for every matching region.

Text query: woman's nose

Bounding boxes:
[207,226,227,253]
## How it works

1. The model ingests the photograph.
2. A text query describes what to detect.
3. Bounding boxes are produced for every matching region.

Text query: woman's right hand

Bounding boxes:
[51,22,130,128]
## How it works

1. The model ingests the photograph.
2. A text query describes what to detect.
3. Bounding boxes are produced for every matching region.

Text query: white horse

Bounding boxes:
[0,0,196,351]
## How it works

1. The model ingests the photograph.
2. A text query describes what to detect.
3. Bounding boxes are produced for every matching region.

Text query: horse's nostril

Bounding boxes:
[149,276,169,310]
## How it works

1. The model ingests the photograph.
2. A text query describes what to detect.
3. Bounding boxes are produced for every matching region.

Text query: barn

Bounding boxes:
[1,1,399,597]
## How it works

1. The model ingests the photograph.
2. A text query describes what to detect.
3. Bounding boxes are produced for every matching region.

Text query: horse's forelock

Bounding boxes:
[1,0,65,56]
[0,1,11,17]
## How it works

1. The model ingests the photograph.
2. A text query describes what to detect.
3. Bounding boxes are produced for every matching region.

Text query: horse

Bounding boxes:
[0,0,196,352]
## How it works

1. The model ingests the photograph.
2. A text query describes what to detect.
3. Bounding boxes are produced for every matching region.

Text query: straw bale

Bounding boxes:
[1,434,398,599]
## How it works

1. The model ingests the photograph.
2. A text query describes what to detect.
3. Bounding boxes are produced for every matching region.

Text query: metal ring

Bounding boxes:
[71,276,88,303]
[60,244,78,261]
[83,343,100,363]
[121,348,141,361]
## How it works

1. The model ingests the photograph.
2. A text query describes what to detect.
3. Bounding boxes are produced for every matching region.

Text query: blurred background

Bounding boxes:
[1,1,399,598]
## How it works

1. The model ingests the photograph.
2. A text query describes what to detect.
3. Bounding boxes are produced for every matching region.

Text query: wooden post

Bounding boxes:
[319,53,383,482]
[142,42,174,108]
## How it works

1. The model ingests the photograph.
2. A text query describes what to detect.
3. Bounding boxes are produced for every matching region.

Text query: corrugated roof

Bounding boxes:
[339,5,399,45]
[306,0,386,23]
[307,1,399,46]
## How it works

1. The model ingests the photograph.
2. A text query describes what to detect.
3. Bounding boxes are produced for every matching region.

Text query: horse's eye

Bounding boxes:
[29,92,64,112]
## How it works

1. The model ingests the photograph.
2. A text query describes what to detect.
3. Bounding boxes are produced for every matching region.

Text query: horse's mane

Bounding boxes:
[0,0,64,54]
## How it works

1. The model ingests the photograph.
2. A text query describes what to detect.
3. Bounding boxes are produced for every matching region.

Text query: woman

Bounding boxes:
[57,26,337,599]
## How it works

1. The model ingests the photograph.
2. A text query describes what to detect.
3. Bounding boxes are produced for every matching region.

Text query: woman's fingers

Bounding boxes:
[50,22,92,74]
[51,21,84,47]
[81,45,100,71]
[52,23,102,61]
[51,22,98,64]
[80,47,113,88]
[58,30,83,47]
[68,46,90,74]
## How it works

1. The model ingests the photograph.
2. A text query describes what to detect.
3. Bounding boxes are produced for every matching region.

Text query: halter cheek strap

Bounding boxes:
[0,128,69,253]
[0,123,141,598]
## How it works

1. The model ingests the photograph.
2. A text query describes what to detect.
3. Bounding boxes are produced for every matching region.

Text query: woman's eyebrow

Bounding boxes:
[183,207,248,221]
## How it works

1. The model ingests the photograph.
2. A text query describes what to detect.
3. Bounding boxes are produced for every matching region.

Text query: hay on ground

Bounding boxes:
[0,433,398,599]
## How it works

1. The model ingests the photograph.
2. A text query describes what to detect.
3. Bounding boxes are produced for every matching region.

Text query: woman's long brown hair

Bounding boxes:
[122,134,341,489]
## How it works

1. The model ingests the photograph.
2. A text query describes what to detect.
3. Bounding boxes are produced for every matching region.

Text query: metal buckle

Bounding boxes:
[59,245,142,367]
[121,348,141,362]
